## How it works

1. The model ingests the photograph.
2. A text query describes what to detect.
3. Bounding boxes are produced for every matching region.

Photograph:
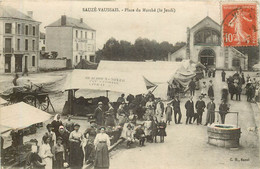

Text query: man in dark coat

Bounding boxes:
[188,79,196,96]
[229,82,236,100]
[219,100,230,124]
[185,96,194,124]
[221,70,226,82]
[94,102,104,125]
[205,97,216,125]
[195,96,206,125]
[172,96,182,124]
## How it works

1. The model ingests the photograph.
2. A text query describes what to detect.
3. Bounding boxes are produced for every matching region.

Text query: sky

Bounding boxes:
[1,0,223,49]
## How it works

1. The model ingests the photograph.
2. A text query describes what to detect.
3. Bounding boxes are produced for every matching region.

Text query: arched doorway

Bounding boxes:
[199,48,216,68]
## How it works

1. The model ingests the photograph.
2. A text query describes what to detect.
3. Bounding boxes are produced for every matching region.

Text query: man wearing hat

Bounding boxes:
[185,96,194,125]
[195,96,206,125]
[219,99,230,124]
[205,97,216,126]
[84,120,97,165]
[94,102,104,126]
[172,95,182,124]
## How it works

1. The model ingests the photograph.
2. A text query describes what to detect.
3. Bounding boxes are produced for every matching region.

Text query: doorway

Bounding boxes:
[199,48,216,67]
[15,55,23,72]
[5,55,11,73]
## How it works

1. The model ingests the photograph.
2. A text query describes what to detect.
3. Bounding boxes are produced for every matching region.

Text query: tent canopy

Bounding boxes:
[75,59,98,69]
[0,102,52,133]
[63,69,156,95]
[0,97,7,105]
[98,60,185,83]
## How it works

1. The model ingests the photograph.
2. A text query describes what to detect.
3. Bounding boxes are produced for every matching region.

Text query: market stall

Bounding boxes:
[62,69,156,116]
[0,102,52,167]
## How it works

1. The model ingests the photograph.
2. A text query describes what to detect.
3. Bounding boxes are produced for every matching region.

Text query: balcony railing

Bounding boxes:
[3,48,14,53]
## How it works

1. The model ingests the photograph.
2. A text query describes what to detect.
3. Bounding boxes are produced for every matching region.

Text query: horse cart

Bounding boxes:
[0,85,55,112]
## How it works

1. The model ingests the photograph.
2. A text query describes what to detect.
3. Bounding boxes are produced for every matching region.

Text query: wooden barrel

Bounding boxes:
[207,124,241,148]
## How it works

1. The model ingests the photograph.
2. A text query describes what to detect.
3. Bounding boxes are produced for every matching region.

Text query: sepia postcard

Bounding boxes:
[0,0,259,169]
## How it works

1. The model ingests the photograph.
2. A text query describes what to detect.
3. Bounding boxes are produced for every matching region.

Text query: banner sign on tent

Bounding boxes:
[63,70,156,95]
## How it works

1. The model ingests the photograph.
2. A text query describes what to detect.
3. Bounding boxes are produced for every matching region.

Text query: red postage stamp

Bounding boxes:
[222,3,258,47]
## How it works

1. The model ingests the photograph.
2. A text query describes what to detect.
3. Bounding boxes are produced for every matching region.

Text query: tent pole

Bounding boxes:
[151,85,158,93]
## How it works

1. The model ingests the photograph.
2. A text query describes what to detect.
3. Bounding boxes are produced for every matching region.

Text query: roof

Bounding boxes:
[0,102,52,132]
[46,16,95,31]
[191,16,220,30]
[40,32,45,39]
[0,6,39,22]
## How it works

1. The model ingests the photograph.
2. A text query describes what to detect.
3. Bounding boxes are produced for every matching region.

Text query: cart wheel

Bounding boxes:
[23,95,37,107]
[36,97,49,111]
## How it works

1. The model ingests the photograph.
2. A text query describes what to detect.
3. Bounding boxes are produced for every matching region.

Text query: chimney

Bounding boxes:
[61,15,66,26]
[27,11,33,18]
[80,18,83,23]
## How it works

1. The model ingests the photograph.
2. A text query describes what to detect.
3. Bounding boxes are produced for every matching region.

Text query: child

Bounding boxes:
[125,124,134,148]
[165,103,173,125]
[158,119,167,143]
[135,124,146,146]
[53,137,65,169]
[151,116,158,143]
[143,116,152,142]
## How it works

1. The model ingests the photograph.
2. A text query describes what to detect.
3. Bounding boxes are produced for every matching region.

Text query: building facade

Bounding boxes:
[45,15,96,66]
[0,7,40,73]
[39,32,45,52]
[168,16,248,70]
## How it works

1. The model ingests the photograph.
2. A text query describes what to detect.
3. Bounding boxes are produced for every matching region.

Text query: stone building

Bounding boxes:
[45,15,96,66]
[0,6,41,73]
[168,16,248,70]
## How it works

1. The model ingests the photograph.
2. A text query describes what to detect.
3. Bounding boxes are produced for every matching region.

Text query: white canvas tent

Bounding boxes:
[63,69,156,95]
[0,102,52,133]
[0,97,7,105]
[98,60,187,83]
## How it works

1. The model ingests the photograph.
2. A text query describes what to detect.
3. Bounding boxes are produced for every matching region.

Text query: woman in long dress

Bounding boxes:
[208,80,214,98]
[69,123,84,169]
[201,81,207,97]
[39,135,53,169]
[94,127,110,169]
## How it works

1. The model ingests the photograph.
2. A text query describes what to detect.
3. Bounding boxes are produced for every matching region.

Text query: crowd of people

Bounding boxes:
[24,69,260,169]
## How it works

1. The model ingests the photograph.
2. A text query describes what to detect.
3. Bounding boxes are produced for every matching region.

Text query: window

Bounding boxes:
[76,43,78,51]
[25,39,28,51]
[80,56,82,61]
[33,26,36,36]
[5,23,12,34]
[76,55,78,63]
[5,38,12,53]
[32,56,36,66]
[90,55,95,62]
[43,40,45,45]
[85,32,87,39]
[85,55,87,60]
[81,31,83,38]
[87,45,92,51]
[76,30,78,38]
[32,40,35,51]
[175,57,183,62]
[17,24,21,34]
[17,39,20,51]
[194,28,220,45]
[25,25,29,35]
[91,32,94,39]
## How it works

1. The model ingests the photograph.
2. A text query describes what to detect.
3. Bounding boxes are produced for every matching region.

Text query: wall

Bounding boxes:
[46,27,73,60]
[39,59,67,70]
